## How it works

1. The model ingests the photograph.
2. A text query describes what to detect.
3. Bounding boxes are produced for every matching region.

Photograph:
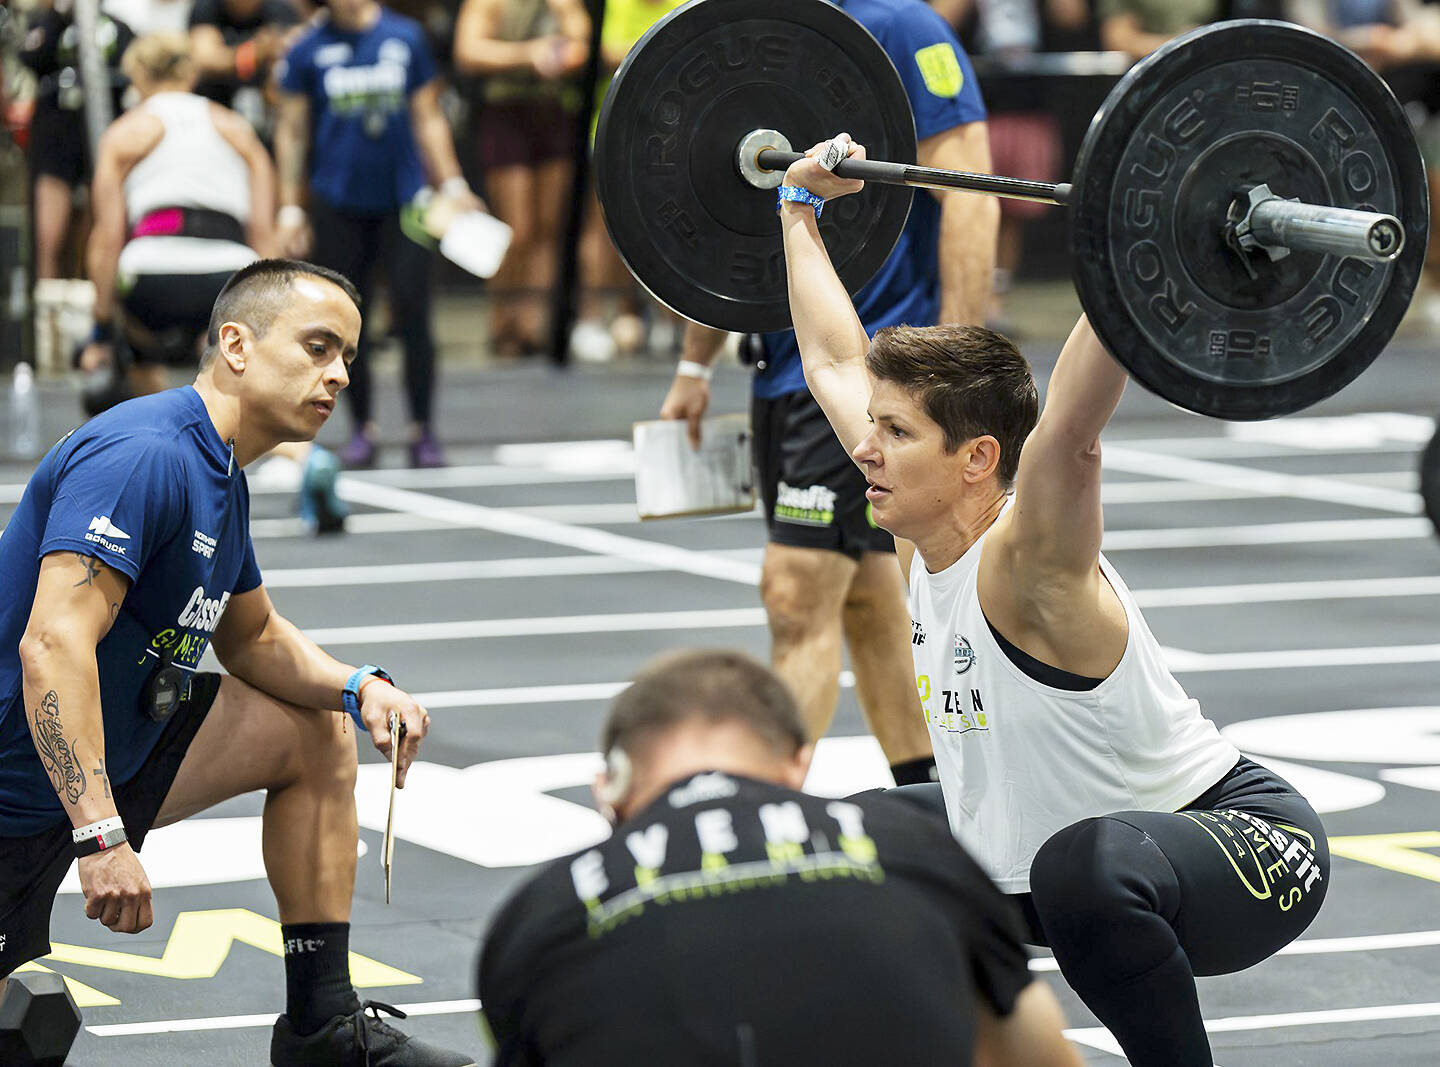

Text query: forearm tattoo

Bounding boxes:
[30,690,87,803]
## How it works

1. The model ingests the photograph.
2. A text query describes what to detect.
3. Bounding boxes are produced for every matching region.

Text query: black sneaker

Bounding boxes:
[271,1001,477,1066]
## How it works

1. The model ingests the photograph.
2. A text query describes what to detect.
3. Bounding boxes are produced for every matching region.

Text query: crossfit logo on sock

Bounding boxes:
[774,482,837,526]
[85,515,131,555]
[284,937,326,955]
[0,932,6,952]
[191,530,217,559]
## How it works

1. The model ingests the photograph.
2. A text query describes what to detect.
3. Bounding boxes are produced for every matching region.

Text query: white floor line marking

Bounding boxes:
[1064,1000,1440,1059]
[308,608,767,646]
[1103,517,1428,550]
[87,993,1440,1040]
[246,509,1430,550]
[1132,575,1440,608]
[1032,928,1440,972]
[1103,445,1421,514]
[86,999,483,1038]
[409,640,1440,707]
[337,477,761,586]
[262,556,657,588]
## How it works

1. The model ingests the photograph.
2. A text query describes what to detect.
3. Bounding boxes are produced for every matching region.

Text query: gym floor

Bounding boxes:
[5,334,1440,1065]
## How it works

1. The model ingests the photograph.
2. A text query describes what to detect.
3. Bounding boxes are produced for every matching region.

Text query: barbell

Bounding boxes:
[593,0,1430,420]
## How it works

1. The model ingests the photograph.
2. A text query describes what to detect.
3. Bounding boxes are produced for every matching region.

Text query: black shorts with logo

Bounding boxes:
[752,387,894,560]
[0,672,221,978]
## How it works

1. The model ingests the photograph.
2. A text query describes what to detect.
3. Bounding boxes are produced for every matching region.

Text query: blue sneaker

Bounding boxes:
[298,446,349,535]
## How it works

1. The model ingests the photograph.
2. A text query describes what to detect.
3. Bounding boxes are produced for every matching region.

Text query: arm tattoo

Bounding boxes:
[73,554,104,587]
[93,757,111,799]
[30,690,87,804]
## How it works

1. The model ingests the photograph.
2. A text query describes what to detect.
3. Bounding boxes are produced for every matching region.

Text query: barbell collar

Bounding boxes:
[1244,195,1406,263]
[754,148,1069,206]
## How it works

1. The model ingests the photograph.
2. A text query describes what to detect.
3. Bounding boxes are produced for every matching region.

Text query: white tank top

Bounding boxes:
[120,92,255,277]
[909,506,1240,893]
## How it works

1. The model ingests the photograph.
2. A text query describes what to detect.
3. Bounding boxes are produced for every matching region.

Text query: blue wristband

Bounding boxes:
[777,185,824,220]
[343,665,392,729]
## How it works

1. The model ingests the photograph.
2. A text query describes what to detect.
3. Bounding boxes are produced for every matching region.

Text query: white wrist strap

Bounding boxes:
[73,815,125,843]
[278,204,307,228]
[441,176,471,198]
[676,360,714,382]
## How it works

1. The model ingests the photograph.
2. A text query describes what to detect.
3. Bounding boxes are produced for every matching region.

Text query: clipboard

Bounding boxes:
[383,712,407,904]
[633,414,756,520]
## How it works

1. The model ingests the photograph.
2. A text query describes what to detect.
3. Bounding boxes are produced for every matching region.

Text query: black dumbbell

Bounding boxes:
[0,971,82,1066]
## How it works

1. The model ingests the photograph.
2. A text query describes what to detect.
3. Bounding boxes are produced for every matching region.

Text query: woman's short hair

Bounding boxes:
[865,324,1039,488]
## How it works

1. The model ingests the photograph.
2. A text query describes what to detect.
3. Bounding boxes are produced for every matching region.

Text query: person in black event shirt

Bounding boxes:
[478,649,1082,1067]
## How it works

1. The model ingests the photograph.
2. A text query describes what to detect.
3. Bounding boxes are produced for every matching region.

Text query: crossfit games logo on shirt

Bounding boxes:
[191,530,217,559]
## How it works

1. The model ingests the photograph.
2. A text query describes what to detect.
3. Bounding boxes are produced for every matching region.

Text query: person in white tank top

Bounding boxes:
[79,31,271,400]
[772,134,1330,1067]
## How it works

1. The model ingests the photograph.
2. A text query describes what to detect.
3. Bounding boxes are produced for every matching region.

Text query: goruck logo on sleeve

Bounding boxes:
[914,42,963,98]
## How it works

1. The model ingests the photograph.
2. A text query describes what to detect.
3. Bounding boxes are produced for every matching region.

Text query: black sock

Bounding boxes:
[890,756,939,786]
[282,922,361,1035]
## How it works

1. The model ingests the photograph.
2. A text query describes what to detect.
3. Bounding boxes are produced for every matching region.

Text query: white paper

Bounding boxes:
[439,211,513,279]
[633,415,755,520]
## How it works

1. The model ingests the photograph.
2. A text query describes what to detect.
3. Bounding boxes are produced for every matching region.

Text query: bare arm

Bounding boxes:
[918,121,996,324]
[1002,315,1124,578]
[211,585,428,783]
[409,80,466,187]
[20,553,155,934]
[273,90,310,211]
[659,324,728,447]
[777,145,874,456]
[189,24,236,76]
[974,982,1085,1067]
[87,116,158,322]
[212,103,276,255]
[19,553,129,830]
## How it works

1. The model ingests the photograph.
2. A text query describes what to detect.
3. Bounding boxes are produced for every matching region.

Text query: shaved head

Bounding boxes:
[202,259,361,367]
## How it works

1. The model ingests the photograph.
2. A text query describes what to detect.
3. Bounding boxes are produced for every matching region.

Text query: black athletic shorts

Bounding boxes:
[0,672,221,978]
[119,270,235,362]
[29,103,89,186]
[752,387,894,559]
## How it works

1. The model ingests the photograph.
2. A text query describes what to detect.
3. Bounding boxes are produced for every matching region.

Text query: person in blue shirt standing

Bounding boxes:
[658,0,997,788]
[0,260,475,1067]
[274,0,483,469]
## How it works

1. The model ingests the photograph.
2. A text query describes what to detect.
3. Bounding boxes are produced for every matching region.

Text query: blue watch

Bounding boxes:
[343,665,392,729]
[777,185,824,220]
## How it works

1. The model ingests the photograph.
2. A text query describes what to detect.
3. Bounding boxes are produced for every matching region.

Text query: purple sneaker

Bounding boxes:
[409,430,447,469]
[340,430,377,469]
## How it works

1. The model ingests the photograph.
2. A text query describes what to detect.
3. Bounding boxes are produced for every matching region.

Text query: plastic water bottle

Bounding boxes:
[11,361,38,459]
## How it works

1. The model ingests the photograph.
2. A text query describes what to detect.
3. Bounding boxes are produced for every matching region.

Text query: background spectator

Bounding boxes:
[187,0,302,140]
[274,0,483,469]
[1097,0,1224,59]
[79,31,270,398]
[19,0,134,280]
[933,0,1087,332]
[453,0,588,359]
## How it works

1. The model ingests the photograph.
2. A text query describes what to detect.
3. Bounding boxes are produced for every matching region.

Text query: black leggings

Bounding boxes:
[309,196,437,426]
[894,758,1329,1067]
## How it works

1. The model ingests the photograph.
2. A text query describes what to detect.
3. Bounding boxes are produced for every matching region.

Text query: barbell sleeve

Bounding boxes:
[1245,198,1405,263]
[754,148,1070,206]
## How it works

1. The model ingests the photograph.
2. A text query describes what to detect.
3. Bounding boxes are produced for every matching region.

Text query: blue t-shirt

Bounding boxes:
[0,387,261,834]
[754,0,986,399]
[279,9,435,214]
